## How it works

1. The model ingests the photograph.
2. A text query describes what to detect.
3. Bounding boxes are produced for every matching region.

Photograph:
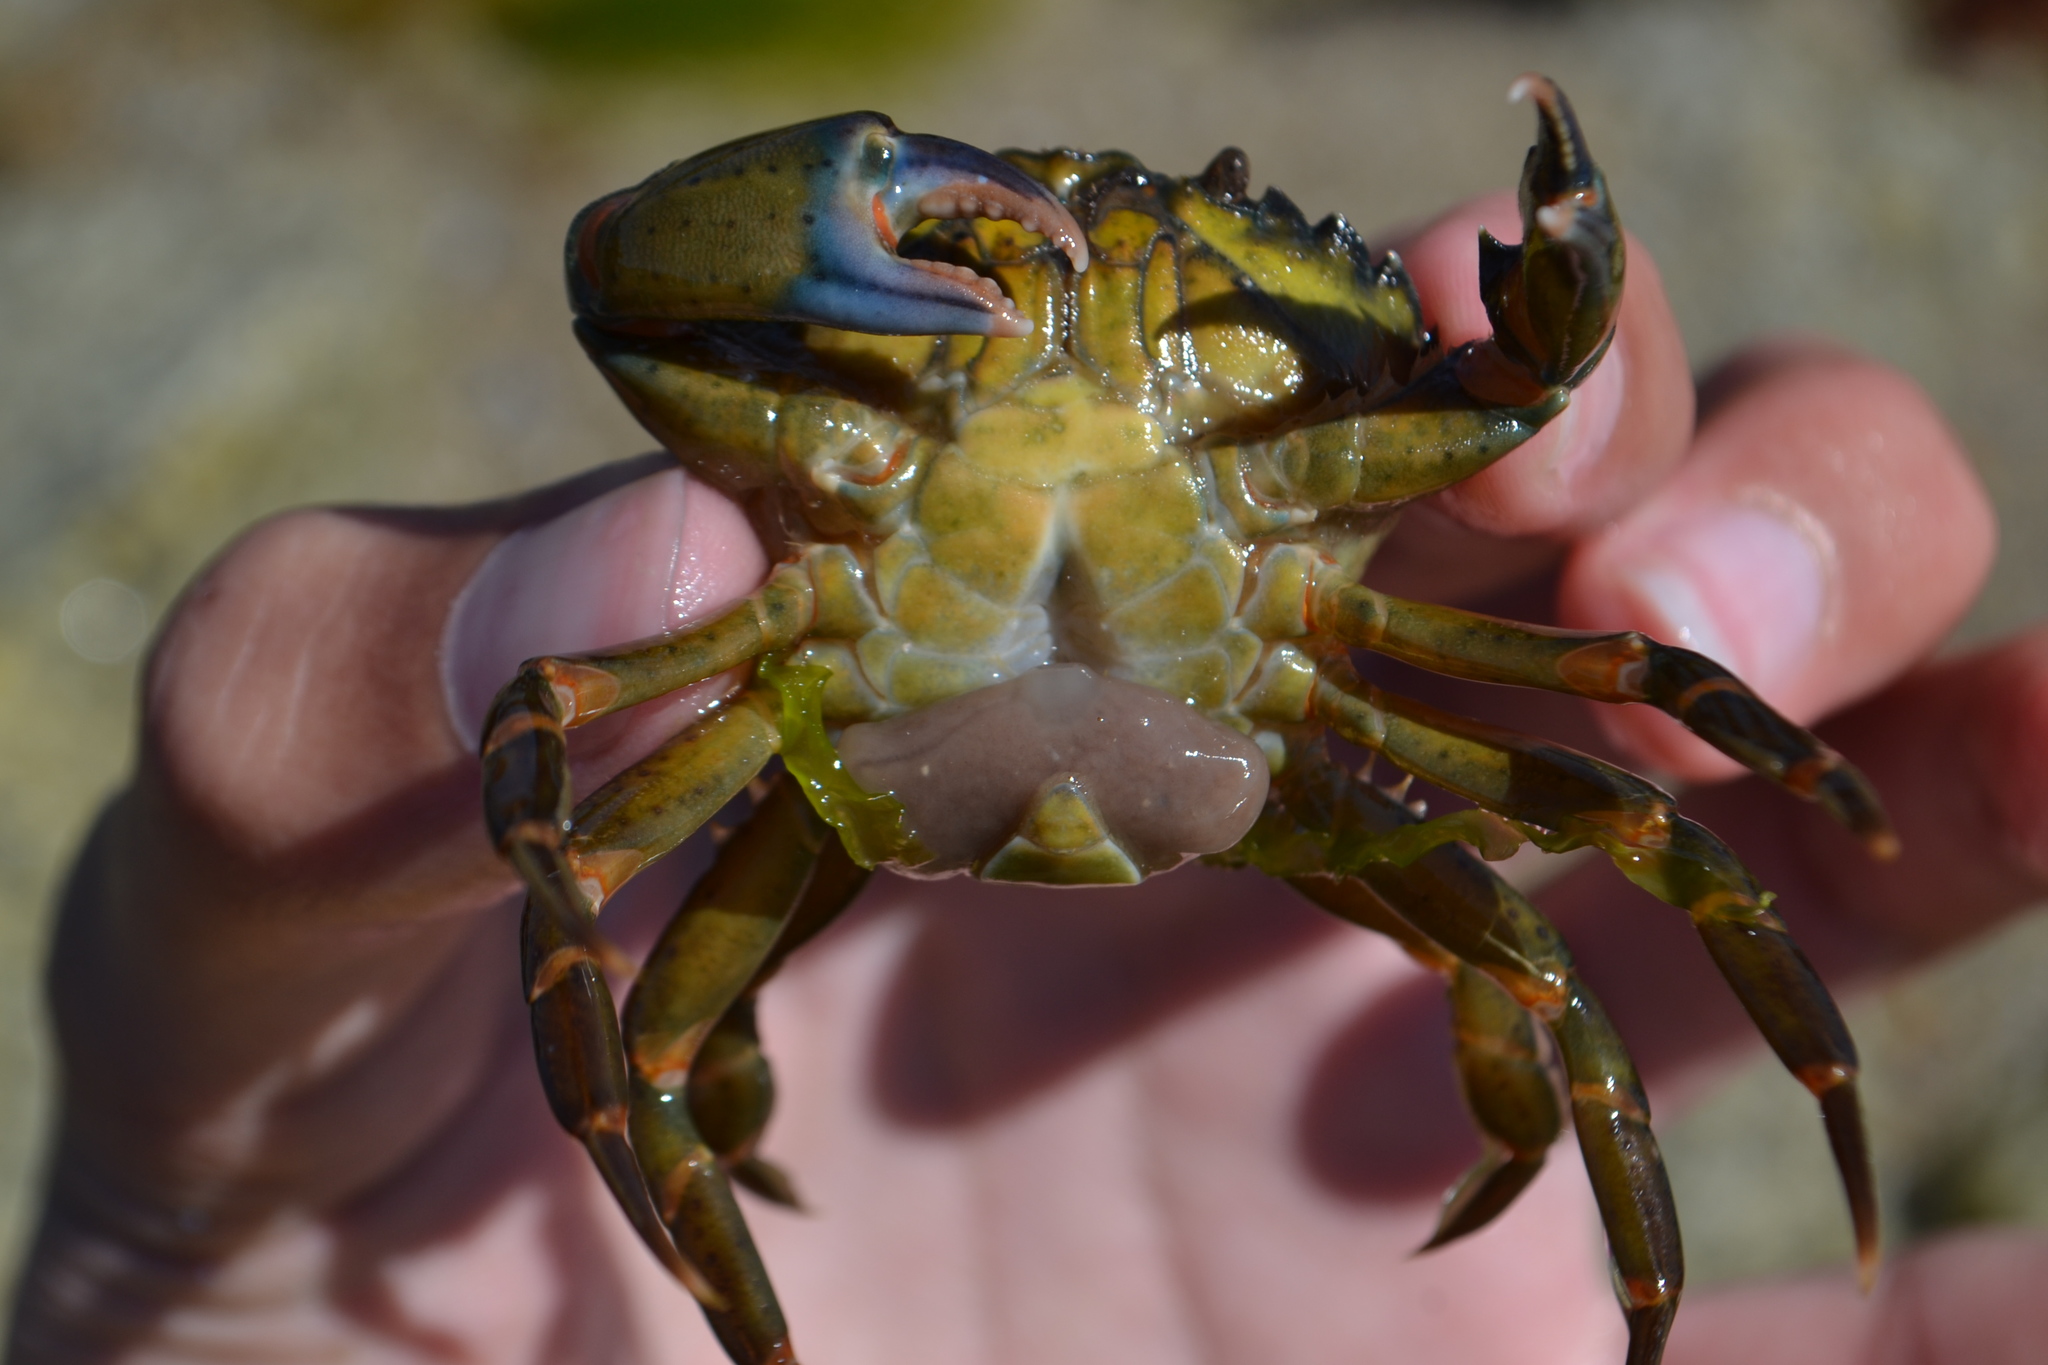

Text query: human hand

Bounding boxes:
[9,198,2045,1365]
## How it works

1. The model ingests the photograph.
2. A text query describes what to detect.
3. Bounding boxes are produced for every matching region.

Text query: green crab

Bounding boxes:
[481,77,1891,1365]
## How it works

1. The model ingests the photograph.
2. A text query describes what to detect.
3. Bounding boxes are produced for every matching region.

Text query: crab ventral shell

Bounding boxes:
[838,665,1270,883]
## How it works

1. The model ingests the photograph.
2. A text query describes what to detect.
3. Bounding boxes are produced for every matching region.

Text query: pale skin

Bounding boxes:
[10,196,2048,1365]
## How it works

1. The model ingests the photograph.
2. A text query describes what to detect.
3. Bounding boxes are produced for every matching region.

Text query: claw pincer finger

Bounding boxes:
[1471,75,1624,394]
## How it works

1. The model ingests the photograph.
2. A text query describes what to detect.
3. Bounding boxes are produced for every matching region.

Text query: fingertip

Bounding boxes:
[1960,631,2048,886]
[1710,348,1993,613]
[672,464,770,630]
[443,464,765,790]
[444,468,683,744]
[1393,196,1693,538]
[146,507,493,853]
[1764,628,2048,953]
[1564,488,1837,782]
[1561,344,1994,766]
[141,459,772,866]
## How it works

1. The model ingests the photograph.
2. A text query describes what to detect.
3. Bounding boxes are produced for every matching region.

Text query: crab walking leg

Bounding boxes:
[1312,657,1680,848]
[1602,814,1880,1287]
[1552,985,1682,1365]
[1267,753,1681,1361]
[1315,583,1896,855]
[511,843,724,1306]
[1434,964,1562,1248]
[688,999,801,1209]
[1291,873,1564,1250]
[689,840,873,1209]
[485,682,783,1298]
[624,773,835,1365]
[484,568,813,742]
[1311,666,1879,1282]
[566,690,783,908]
[756,835,873,982]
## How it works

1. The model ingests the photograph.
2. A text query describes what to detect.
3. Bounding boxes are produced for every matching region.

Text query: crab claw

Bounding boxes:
[569,112,1087,341]
[1476,75,1624,391]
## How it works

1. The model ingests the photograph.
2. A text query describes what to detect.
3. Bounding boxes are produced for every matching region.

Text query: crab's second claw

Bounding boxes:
[569,112,1087,342]
[1474,75,1624,393]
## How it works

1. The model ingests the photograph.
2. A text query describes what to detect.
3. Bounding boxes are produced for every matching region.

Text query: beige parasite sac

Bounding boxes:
[482,81,1894,1365]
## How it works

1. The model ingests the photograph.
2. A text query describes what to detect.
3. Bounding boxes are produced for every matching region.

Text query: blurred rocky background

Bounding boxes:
[4,0,2048,1322]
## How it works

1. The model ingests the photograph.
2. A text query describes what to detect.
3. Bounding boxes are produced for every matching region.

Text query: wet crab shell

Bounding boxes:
[481,82,1887,1365]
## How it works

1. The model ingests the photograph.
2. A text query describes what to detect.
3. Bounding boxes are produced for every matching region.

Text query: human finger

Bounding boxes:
[443,457,767,793]
[18,459,764,1348]
[1557,342,1993,780]
[139,458,762,926]
[1365,191,1694,606]
[1751,627,2048,956]
[100,459,762,1158]
[1538,627,2048,1096]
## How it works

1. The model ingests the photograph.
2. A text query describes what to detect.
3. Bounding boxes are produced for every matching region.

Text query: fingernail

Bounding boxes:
[1611,503,1830,695]
[441,468,766,763]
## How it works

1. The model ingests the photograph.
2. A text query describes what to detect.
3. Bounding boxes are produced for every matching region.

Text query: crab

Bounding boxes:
[481,77,1893,1365]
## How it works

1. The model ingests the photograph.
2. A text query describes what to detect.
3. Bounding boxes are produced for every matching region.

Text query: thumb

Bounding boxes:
[45,459,762,1233]
[145,458,764,908]
[444,461,768,803]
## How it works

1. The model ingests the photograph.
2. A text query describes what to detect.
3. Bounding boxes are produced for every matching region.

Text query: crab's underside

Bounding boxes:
[481,79,1892,1365]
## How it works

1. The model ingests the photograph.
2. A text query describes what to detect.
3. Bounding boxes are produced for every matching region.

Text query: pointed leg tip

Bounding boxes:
[1856,1242,1883,1295]
[1411,1227,1453,1258]
[1849,1197,1884,1292]
[1622,1298,1679,1365]
[1414,1151,1546,1255]
[1812,763,1895,859]
[732,1156,809,1212]
[1813,1081,1882,1278]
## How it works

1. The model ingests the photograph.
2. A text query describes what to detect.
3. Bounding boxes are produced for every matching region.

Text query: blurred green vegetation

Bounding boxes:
[496,0,990,71]
[276,0,992,72]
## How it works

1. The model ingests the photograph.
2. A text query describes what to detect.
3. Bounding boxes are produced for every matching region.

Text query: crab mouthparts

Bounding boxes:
[889,178,1089,338]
